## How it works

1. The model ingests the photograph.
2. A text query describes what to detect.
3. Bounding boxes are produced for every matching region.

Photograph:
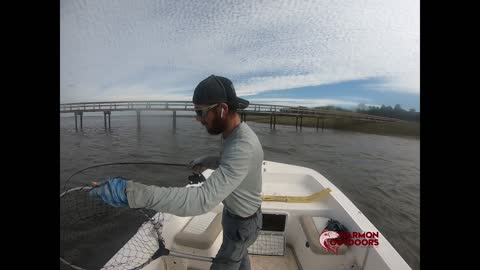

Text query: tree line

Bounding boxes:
[355,103,419,122]
[313,104,420,122]
[279,104,420,122]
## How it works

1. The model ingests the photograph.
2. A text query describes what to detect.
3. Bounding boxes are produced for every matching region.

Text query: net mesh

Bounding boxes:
[60,187,167,270]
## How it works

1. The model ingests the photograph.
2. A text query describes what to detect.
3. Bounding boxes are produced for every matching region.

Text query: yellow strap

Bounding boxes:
[262,188,332,203]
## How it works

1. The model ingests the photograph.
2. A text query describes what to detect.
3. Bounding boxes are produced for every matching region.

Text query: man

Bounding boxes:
[90,74,264,270]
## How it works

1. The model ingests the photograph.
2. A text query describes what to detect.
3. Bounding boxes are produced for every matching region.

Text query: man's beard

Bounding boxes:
[204,114,226,135]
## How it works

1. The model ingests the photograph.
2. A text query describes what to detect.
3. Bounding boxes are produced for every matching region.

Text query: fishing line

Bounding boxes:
[61,161,187,193]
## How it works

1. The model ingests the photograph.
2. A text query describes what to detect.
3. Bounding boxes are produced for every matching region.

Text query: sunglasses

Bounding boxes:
[194,103,219,118]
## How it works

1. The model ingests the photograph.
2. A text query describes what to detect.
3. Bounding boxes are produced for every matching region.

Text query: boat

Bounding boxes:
[98,160,413,270]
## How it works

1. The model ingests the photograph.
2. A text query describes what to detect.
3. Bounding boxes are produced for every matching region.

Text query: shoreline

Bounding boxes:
[60,114,420,138]
[244,115,420,138]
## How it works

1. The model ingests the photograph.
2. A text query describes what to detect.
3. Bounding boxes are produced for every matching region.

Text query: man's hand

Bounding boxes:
[89,177,129,207]
[187,155,220,174]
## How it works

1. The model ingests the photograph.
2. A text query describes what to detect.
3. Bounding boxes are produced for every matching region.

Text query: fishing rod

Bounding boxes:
[61,161,205,193]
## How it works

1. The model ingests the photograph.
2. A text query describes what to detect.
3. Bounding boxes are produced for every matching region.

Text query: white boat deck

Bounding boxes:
[152,246,300,270]
[250,246,300,270]
[105,161,412,270]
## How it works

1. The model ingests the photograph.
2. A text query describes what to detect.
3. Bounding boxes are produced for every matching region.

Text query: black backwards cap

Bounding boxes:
[192,75,249,110]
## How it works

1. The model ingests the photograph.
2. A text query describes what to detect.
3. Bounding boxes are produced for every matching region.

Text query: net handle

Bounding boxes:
[60,185,92,197]
[60,257,86,270]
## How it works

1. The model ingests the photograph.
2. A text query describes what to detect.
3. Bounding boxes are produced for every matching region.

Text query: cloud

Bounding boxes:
[62,83,193,103]
[61,0,419,102]
[234,72,375,96]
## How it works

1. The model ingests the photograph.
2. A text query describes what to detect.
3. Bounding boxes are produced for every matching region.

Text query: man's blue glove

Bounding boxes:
[89,177,128,207]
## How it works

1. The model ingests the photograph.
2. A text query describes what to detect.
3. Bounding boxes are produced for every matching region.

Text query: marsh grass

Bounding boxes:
[244,115,419,138]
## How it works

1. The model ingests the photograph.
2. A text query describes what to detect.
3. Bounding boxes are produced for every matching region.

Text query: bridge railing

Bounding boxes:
[60,101,195,111]
[60,101,405,123]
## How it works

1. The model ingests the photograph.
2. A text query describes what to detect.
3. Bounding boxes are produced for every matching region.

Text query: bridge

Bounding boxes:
[60,100,405,131]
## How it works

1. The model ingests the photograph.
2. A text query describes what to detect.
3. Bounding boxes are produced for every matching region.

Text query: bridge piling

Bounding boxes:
[104,112,107,129]
[74,112,78,131]
[136,110,141,129]
[241,113,247,122]
[75,112,83,130]
[104,111,111,129]
[173,110,176,133]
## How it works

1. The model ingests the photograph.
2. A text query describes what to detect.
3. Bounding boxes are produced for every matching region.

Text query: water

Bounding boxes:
[60,114,420,270]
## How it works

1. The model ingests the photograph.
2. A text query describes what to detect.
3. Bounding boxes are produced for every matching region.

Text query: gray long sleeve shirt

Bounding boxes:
[126,122,263,218]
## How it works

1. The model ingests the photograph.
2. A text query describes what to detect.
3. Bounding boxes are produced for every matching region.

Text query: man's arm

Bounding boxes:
[126,141,253,216]
[187,155,221,174]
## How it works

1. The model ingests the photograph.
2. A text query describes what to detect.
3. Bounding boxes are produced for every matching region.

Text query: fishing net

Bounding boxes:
[60,186,170,270]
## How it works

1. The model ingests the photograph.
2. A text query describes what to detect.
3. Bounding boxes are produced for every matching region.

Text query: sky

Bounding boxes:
[61,0,419,111]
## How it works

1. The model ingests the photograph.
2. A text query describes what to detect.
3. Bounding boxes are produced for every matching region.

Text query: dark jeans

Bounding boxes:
[210,207,262,270]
